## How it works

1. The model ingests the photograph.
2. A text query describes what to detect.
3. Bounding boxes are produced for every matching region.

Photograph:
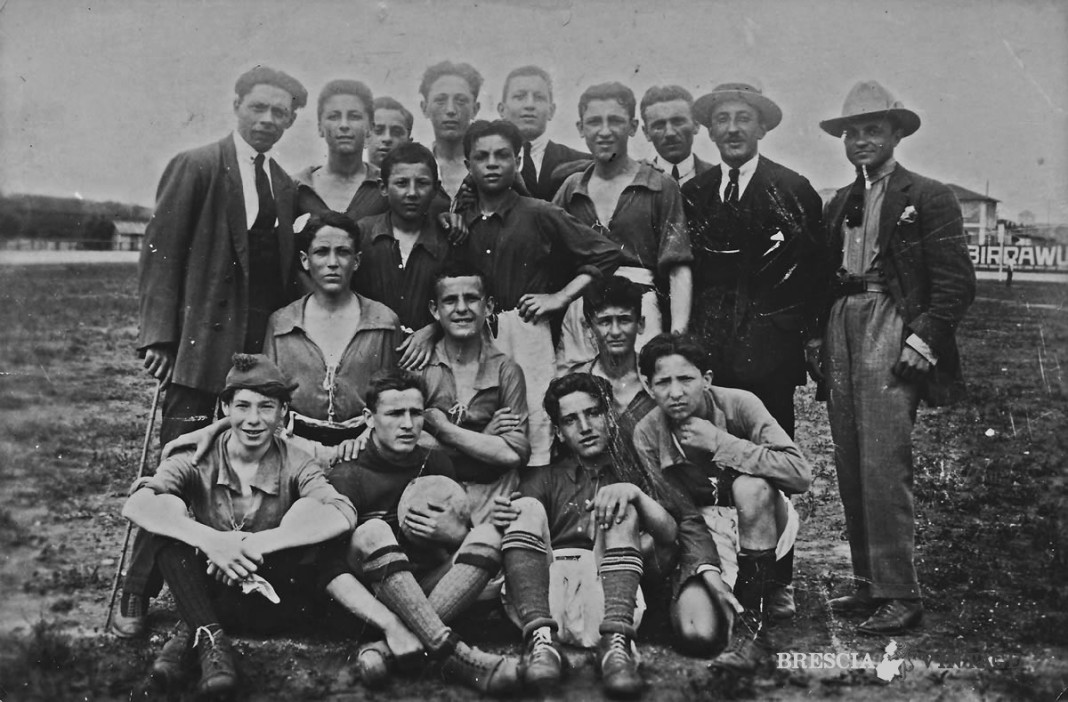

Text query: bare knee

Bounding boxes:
[601,504,640,548]
[671,580,731,657]
[351,518,396,558]
[507,496,548,534]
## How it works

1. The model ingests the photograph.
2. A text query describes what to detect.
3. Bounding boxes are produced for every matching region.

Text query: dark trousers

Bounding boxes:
[156,538,322,635]
[123,384,217,601]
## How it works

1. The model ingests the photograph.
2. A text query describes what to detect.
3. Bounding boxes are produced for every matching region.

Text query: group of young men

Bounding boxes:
[118,60,976,699]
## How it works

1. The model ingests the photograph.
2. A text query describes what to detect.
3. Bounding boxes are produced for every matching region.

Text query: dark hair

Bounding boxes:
[374,96,414,132]
[419,61,483,100]
[431,260,493,301]
[234,66,308,111]
[380,142,438,185]
[639,85,694,120]
[578,82,636,120]
[463,119,522,159]
[583,275,644,320]
[638,333,710,381]
[502,65,553,101]
[296,211,361,253]
[365,369,427,412]
[544,373,612,426]
[317,79,374,121]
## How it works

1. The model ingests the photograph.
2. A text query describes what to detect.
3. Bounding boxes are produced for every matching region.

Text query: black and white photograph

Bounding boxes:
[0,0,1065,699]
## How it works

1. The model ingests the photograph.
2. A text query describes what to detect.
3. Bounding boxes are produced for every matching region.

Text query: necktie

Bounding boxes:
[724,167,740,204]
[671,164,681,182]
[843,169,866,228]
[521,141,538,195]
[252,153,277,230]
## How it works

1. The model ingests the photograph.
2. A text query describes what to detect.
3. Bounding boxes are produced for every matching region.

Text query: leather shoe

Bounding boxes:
[768,584,796,619]
[827,592,877,616]
[858,599,923,636]
[109,593,147,638]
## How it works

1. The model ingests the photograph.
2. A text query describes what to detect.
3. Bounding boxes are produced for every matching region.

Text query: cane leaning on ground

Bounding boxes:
[105,380,162,631]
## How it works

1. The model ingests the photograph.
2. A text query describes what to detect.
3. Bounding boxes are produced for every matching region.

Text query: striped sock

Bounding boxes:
[502,530,554,632]
[363,544,452,653]
[599,547,644,635]
[428,541,501,624]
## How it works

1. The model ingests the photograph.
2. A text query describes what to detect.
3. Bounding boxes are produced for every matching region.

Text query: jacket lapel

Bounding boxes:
[877,166,913,253]
[270,160,295,287]
[221,136,249,275]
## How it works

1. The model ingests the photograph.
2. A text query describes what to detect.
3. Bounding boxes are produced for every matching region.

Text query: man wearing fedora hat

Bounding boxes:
[682,82,827,623]
[814,81,975,635]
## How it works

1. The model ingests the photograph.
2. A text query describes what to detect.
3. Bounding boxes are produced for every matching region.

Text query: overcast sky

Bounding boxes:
[2,0,1065,222]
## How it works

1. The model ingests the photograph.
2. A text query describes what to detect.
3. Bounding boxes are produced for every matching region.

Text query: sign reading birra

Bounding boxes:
[968,244,1068,271]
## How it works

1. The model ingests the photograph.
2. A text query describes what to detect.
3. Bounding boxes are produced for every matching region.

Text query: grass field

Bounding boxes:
[0,263,1065,701]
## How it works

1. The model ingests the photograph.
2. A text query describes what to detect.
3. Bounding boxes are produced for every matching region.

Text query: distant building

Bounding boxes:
[112,220,146,251]
[946,184,998,245]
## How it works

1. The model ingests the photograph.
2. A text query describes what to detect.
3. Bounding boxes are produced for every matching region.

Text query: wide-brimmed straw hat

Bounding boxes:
[693,82,782,131]
[820,81,921,137]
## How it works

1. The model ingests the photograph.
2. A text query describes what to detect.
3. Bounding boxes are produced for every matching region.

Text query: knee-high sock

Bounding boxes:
[599,547,643,635]
[362,543,452,653]
[156,541,218,630]
[773,546,794,587]
[428,541,502,624]
[501,530,554,636]
[735,547,776,614]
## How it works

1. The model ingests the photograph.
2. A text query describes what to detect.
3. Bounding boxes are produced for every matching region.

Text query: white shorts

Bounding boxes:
[700,495,799,589]
[491,311,554,466]
[502,547,646,649]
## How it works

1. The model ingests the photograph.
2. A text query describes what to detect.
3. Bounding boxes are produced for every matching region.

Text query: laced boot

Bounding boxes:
[595,631,643,699]
[521,626,567,691]
[708,609,771,673]
[439,638,520,696]
[194,624,237,698]
[149,622,193,688]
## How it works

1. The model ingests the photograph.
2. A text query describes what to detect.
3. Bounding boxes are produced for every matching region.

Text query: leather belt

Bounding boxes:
[834,277,890,297]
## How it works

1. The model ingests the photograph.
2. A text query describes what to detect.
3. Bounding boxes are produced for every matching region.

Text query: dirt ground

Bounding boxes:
[0,263,1065,701]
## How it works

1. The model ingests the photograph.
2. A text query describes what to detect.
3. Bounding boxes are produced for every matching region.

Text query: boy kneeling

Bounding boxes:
[121,354,357,697]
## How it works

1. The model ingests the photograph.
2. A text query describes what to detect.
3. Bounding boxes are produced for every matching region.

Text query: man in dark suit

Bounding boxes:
[117,66,307,638]
[682,82,827,620]
[497,65,590,201]
[814,81,975,635]
[640,85,714,187]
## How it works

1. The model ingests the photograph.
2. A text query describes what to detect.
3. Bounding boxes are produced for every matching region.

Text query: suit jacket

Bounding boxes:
[693,154,715,178]
[822,164,975,405]
[138,135,299,393]
[682,155,828,385]
[532,140,591,201]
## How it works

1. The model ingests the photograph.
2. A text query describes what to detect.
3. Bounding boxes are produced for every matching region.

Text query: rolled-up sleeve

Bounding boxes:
[655,180,693,274]
[294,459,358,530]
[498,360,532,466]
[716,397,811,495]
[133,454,196,497]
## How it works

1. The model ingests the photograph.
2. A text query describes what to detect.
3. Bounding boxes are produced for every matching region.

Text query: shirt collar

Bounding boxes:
[654,153,696,180]
[370,213,448,259]
[564,160,663,204]
[293,161,382,189]
[270,293,398,335]
[463,189,522,226]
[232,131,273,165]
[428,338,508,391]
[529,133,549,158]
[215,430,283,496]
[560,454,613,483]
[862,157,897,186]
[720,153,758,180]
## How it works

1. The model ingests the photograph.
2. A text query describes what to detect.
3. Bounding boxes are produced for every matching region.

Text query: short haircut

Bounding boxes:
[583,275,644,320]
[578,82,636,120]
[544,372,612,426]
[373,96,415,132]
[234,66,308,111]
[365,369,427,412]
[502,65,554,101]
[463,119,522,158]
[639,85,694,120]
[380,141,438,184]
[296,211,361,253]
[638,333,710,381]
[316,79,374,120]
[419,60,483,100]
[431,260,493,301]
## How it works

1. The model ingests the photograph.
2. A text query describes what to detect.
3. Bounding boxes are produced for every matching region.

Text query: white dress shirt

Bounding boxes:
[652,153,699,186]
[233,132,277,229]
[717,154,759,201]
[519,132,550,178]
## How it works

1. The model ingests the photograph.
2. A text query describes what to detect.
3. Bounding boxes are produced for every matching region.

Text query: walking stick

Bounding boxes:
[104,380,163,630]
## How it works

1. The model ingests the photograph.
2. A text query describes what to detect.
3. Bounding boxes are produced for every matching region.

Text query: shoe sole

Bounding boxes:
[857,620,923,637]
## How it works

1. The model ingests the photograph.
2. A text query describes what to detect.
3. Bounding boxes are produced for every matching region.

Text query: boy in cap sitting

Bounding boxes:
[121,354,357,697]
